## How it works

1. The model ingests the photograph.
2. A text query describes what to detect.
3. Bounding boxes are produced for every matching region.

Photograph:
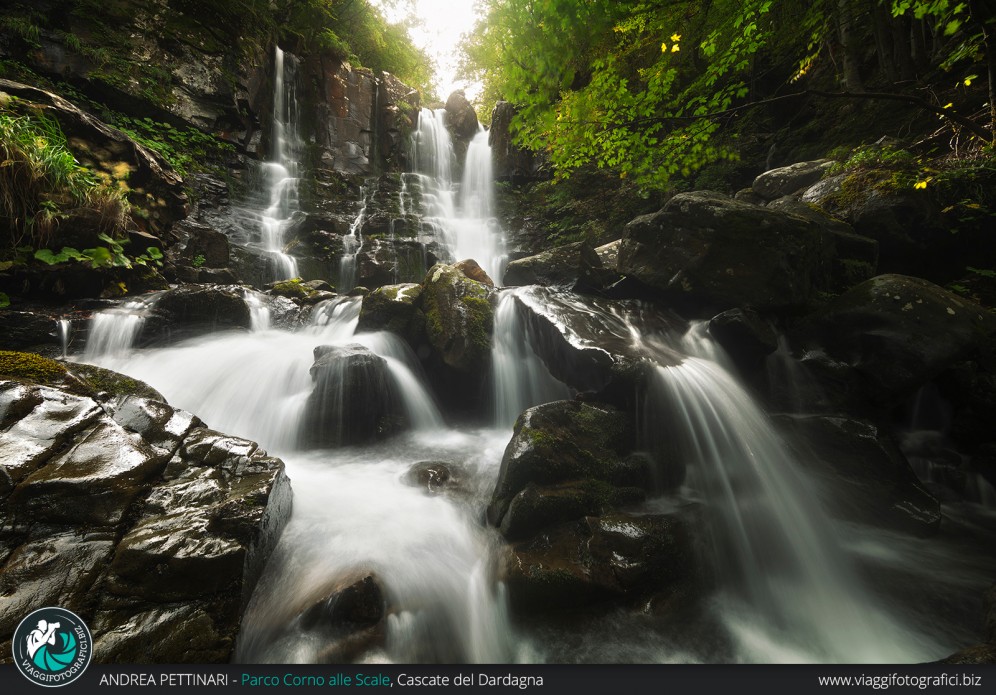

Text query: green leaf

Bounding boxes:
[0,291,10,308]
[83,246,114,268]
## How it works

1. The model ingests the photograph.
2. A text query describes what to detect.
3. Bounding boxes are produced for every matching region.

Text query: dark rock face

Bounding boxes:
[707,308,778,375]
[796,274,996,405]
[487,401,647,537]
[302,344,402,447]
[617,191,834,314]
[0,376,290,663]
[135,285,252,346]
[773,414,941,535]
[502,513,693,611]
[489,101,547,182]
[357,283,424,337]
[443,90,479,168]
[496,286,682,399]
[502,241,605,289]
[752,160,835,201]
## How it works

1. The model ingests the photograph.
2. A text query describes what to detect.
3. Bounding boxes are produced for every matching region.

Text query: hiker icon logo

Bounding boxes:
[13,607,92,687]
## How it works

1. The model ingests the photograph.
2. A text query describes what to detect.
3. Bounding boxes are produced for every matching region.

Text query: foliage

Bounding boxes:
[462,0,995,191]
[114,116,235,177]
[33,233,163,270]
[0,110,127,249]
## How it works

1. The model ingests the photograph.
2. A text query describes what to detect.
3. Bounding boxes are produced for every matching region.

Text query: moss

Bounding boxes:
[269,278,312,300]
[68,362,164,401]
[0,350,67,384]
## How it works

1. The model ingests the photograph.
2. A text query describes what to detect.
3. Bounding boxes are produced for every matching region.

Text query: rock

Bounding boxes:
[502,513,692,611]
[357,283,423,337]
[502,241,604,289]
[617,191,834,314]
[0,370,290,663]
[496,286,682,396]
[752,160,834,201]
[594,240,622,270]
[298,575,385,632]
[733,188,766,205]
[767,197,878,292]
[707,308,779,375]
[454,259,494,288]
[444,90,479,154]
[0,311,61,351]
[302,344,403,447]
[487,401,649,536]
[138,285,251,345]
[167,220,230,269]
[802,173,956,278]
[489,101,547,182]
[939,643,996,664]
[402,461,461,494]
[796,275,996,404]
[266,278,332,304]
[419,263,494,374]
[774,414,941,535]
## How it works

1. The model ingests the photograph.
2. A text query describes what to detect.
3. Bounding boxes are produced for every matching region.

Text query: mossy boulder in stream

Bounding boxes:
[357,283,424,337]
[420,263,494,373]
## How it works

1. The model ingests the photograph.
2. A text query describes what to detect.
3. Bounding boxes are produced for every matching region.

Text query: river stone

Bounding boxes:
[487,400,648,535]
[502,513,692,611]
[357,283,423,337]
[419,263,494,374]
[138,285,251,345]
[303,344,402,447]
[403,461,461,494]
[752,159,834,200]
[796,274,996,404]
[707,308,779,375]
[617,191,834,314]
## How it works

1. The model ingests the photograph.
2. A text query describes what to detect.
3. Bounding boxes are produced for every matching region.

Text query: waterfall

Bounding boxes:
[83,297,157,359]
[646,349,940,662]
[256,46,300,281]
[490,290,572,427]
[56,317,71,358]
[412,110,505,283]
[338,186,369,291]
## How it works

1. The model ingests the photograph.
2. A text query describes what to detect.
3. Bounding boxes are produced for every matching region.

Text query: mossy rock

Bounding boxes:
[487,400,648,533]
[357,283,422,337]
[0,350,165,403]
[419,263,494,373]
[66,362,165,402]
[0,351,69,385]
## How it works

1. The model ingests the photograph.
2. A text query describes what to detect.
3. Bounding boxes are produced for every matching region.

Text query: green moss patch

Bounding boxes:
[0,350,67,384]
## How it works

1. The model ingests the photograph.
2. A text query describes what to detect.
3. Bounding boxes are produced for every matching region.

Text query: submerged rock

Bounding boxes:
[403,461,462,494]
[0,368,290,663]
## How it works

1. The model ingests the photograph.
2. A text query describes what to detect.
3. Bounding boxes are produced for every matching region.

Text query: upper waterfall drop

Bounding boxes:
[256,46,300,281]
[411,109,506,283]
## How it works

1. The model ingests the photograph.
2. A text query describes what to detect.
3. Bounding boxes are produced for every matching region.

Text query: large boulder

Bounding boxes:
[419,263,494,375]
[443,90,479,165]
[617,191,834,314]
[301,344,403,447]
[487,401,649,539]
[133,285,252,346]
[0,372,290,663]
[773,414,941,535]
[795,275,996,405]
[357,283,424,337]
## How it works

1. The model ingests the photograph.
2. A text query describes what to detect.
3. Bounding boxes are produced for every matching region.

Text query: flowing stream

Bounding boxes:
[72,65,995,665]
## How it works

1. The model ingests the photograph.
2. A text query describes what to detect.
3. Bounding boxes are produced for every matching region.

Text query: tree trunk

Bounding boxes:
[892,13,916,80]
[969,0,996,137]
[837,0,864,91]
[871,1,899,82]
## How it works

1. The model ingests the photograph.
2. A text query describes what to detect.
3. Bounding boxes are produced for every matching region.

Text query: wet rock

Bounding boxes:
[752,160,834,201]
[618,191,834,314]
[0,311,61,351]
[502,513,692,611]
[266,278,334,304]
[454,259,494,288]
[302,344,403,447]
[487,400,649,536]
[138,285,251,344]
[795,275,996,405]
[66,363,165,402]
[357,283,424,337]
[167,219,230,269]
[0,370,291,662]
[502,241,603,289]
[497,286,682,396]
[403,461,461,494]
[773,414,941,535]
[419,263,494,374]
[707,308,778,375]
[444,90,479,163]
[299,575,385,631]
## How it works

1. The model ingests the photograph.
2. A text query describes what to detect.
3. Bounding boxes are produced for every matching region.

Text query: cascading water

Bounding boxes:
[56,317,71,358]
[490,290,572,427]
[338,186,369,291]
[412,110,505,283]
[256,46,300,281]
[646,345,941,662]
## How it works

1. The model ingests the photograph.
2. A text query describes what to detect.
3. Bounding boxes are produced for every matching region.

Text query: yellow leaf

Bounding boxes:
[671,33,681,42]
[661,42,667,52]
[964,77,973,86]
[943,102,953,109]
[913,180,928,190]
[671,45,680,53]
